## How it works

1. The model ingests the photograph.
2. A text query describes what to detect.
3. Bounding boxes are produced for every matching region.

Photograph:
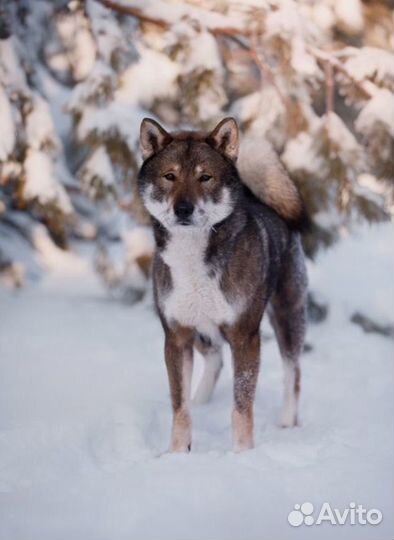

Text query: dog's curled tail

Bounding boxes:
[238,137,308,230]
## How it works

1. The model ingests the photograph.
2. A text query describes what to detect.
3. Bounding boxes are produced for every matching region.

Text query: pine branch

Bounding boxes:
[324,60,334,132]
[98,0,168,29]
[249,33,290,115]
[97,0,251,37]
[98,0,378,104]
[324,61,334,115]
[98,1,293,122]
[309,46,378,99]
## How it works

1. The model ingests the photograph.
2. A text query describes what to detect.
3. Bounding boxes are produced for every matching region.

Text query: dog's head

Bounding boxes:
[138,118,240,229]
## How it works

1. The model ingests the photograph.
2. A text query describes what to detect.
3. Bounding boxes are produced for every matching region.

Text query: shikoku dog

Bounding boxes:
[138,117,308,452]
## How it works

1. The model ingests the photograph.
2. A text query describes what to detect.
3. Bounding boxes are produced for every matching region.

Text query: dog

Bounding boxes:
[138,117,308,452]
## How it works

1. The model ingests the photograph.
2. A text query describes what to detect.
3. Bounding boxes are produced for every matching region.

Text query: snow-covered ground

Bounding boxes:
[0,223,393,540]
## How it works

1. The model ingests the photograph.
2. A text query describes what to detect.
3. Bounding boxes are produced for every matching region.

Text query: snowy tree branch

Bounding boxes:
[249,33,290,115]
[98,0,168,29]
[97,0,250,37]
[324,61,334,116]
[97,0,378,105]
[309,46,378,99]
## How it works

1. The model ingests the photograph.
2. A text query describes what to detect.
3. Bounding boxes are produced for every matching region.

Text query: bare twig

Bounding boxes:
[309,46,377,99]
[98,0,168,28]
[98,0,251,37]
[324,60,334,132]
[249,33,290,113]
[324,61,334,116]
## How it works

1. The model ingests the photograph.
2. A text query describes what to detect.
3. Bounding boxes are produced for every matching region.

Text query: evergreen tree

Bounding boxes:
[1,0,393,293]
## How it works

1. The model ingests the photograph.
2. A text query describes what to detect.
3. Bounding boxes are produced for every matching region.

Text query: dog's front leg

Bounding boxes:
[225,326,261,452]
[164,325,194,452]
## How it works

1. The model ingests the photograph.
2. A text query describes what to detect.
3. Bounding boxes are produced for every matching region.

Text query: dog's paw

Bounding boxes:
[170,409,191,452]
[233,439,254,452]
[169,441,191,453]
[279,409,298,428]
[232,409,254,451]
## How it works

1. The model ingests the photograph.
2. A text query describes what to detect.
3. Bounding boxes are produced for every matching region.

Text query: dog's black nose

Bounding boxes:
[174,199,194,222]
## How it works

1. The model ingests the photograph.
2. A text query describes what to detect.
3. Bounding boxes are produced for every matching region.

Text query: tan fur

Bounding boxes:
[238,137,303,223]
[232,409,254,451]
[170,408,192,452]
[164,324,194,452]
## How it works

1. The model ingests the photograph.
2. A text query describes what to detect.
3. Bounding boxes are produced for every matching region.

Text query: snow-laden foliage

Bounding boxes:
[0,85,15,160]
[0,0,393,291]
[0,2,77,282]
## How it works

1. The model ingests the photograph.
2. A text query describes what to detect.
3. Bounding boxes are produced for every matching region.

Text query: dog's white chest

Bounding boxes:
[160,229,236,336]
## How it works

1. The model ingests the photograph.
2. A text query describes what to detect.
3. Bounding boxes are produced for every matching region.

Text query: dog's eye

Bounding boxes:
[199,174,212,183]
[164,173,176,181]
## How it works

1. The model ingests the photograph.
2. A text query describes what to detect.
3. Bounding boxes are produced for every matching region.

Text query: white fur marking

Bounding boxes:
[182,356,193,407]
[160,226,237,338]
[193,348,223,405]
[143,186,234,229]
[170,408,191,452]
[142,186,173,227]
[280,361,298,427]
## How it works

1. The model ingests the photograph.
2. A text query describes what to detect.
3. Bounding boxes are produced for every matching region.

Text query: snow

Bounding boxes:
[24,150,73,214]
[107,0,248,32]
[76,101,145,151]
[231,88,286,147]
[264,0,321,81]
[121,225,155,291]
[355,88,394,138]
[94,225,155,299]
[87,0,129,63]
[0,86,15,161]
[307,3,335,33]
[122,225,154,264]
[32,225,89,275]
[38,66,73,142]
[25,94,59,151]
[265,1,303,39]
[282,113,362,179]
[79,30,222,143]
[282,130,325,178]
[0,222,393,539]
[177,29,223,73]
[172,28,226,120]
[357,174,393,216]
[290,36,321,79]
[326,112,361,162]
[82,146,115,190]
[0,217,41,283]
[0,38,28,91]
[56,10,97,81]
[117,47,180,107]
[68,61,115,111]
[333,0,364,36]
[69,54,159,153]
[343,47,394,87]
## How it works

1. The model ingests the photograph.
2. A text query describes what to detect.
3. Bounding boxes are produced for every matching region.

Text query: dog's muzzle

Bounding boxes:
[174,199,194,225]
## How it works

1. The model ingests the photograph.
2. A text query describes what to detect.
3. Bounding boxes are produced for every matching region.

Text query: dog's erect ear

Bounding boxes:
[207,117,239,161]
[140,118,172,160]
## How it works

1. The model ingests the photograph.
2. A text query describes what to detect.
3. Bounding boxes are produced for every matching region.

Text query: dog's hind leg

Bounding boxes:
[193,334,223,405]
[269,235,307,428]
